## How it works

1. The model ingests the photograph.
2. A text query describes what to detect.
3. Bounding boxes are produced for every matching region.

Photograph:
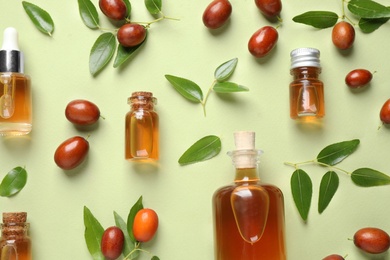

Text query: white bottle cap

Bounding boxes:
[1,27,19,51]
[0,27,24,73]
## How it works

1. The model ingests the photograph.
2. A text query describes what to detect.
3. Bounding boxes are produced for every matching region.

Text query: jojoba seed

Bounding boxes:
[101,226,124,260]
[354,227,390,254]
[65,99,100,126]
[254,0,282,17]
[380,99,390,124]
[322,254,344,260]
[345,69,373,88]
[132,208,159,242]
[248,26,278,58]
[54,136,89,170]
[202,0,232,29]
[99,0,127,21]
[332,21,355,50]
[117,23,147,47]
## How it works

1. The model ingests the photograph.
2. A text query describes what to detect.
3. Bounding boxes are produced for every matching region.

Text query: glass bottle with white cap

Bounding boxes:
[289,47,324,120]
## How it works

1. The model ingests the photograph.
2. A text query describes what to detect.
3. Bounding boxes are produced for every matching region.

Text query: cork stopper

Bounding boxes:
[3,212,27,223]
[229,131,261,169]
[234,131,255,150]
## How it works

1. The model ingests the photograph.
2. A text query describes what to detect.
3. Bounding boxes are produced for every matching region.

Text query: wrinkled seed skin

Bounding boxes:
[132,208,159,243]
[255,0,282,17]
[101,226,124,260]
[99,0,127,21]
[202,0,232,29]
[380,99,390,124]
[354,227,390,254]
[332,21,355,50]
[117,23,147,47]
[322,254,344,260]
[248,26,278,58]
[345,69,373,88]
[54,136,89,170]
[65,99,100,126]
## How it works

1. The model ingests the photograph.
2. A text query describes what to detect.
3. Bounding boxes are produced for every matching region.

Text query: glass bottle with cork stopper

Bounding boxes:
[0,212,32,260]
[289,47,324,120]
[212,131,286,260]
[0,27,32,135]
[125,91,159,162]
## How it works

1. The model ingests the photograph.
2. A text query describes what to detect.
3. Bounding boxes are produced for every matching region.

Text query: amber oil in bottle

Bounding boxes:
[0,212,32,260]
[0,27,32,136]
[289,47,324,120]
[213,131,286,260]
[125,91,159,162]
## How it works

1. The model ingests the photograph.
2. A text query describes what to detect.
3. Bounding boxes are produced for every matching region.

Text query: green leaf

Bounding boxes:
[77,0,99,29]
[348,0,390,18]
[359,17,389,33]
[22,1,54,36]
[151,257,160,260]
[292,11,338,28]
[123,0,132,18]
[89,32,116,76]
[127,196,144,243]
[178,135,221,165]
[113,32,147,68]
[351,168,390,187]
[214,58,238,82]
[291,169,312,221]
[318,171,339,214]
[165,75,203,103]
[145,0,162,15]
[213,82,249,93]
[0,167,27,197]
[114,211,138,259]
[316,139,360,166]
[84,206,105,260]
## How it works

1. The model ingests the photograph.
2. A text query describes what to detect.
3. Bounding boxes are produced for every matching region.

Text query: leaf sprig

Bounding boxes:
[22,1,54,36]
[78,0,178,76]
[285,139,390,221]
[84,196,159,260]
[178,135,222,165]
[165,58,249,116]
[292,0,390,33]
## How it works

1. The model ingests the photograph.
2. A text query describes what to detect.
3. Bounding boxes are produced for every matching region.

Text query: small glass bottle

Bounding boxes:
[289,47,324,120]
[213,131,286,260]
[0,212,32,260]
[125,91,159,161]
[0,27,32,136]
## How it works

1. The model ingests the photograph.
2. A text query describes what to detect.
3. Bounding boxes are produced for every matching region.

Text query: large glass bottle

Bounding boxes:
[289,47,324,120]
[213,131,286,260]
[0,212,32,260]
[125,91,159,161]
[0,27,32,136]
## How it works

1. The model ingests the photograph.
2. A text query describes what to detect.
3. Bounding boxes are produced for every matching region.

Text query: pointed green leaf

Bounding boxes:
[127,196,143,243]
[292,11,338,28]
[123,0,132,18]
[348,0,390,18]
[78,0,99,29]
[318,171,339,214]
[22,1,54,36]
[145,0,162,15]
[291,169,312,221]
[89,32,116,76]
[0,167,27,197]
[83,206,105,260]
[316,139,360,166]
[113,32,147,68]
[151,257,160,260]
[214,58,238,82]
[114,211,137,258]
[351,168,390,187]
[213,82,249,93]
[165,75,203,103]
[359,17,389,33]
[179,135,221,165]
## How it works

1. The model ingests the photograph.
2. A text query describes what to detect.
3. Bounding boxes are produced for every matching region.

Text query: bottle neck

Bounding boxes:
[128,92,156,111]
[290,66,321,80]
[228,149,261,182]
[1,223,29,239]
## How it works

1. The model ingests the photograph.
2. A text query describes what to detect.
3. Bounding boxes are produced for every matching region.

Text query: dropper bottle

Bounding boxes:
[0,27,32,136]
[212,131,286,260]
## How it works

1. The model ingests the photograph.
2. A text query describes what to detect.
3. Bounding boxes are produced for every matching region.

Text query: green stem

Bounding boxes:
[284,159,352,175]
[200,80,216,117]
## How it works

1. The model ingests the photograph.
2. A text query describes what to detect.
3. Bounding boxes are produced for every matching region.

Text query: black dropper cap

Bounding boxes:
[0,27,24,73]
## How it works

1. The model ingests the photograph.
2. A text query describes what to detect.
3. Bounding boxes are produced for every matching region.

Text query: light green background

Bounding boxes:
[1,0,390,259]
